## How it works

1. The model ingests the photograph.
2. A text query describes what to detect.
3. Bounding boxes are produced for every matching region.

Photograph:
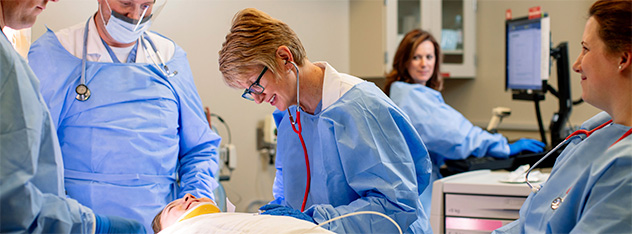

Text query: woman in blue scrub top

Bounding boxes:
[219,8,433,234]
[494,0,631,233]
[384,29,545,217]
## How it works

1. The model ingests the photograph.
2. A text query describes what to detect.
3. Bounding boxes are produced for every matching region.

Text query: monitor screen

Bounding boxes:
[505,16,550,91]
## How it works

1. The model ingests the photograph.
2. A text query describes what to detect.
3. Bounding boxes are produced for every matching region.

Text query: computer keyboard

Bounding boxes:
[442,147,564,177]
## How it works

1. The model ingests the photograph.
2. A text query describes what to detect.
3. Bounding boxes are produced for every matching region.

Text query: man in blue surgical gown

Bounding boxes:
[27,0,221,231]
[1,0,143,233]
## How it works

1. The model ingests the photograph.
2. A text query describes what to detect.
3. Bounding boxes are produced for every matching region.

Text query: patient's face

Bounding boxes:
[160,193,215,229]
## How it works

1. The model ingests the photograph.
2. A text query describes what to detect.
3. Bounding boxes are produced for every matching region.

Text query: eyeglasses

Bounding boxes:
[242,66,268,101]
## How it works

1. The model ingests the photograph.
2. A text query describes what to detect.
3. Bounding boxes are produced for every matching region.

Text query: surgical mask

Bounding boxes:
[100,0,153,44]
[175,202,221,223]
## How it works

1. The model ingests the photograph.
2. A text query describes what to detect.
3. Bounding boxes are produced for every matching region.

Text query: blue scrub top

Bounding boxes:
[271,66,433,234]
[494,112,632,233]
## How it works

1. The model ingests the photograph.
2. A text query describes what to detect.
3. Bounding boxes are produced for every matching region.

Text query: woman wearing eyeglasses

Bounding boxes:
[219,8,433,234]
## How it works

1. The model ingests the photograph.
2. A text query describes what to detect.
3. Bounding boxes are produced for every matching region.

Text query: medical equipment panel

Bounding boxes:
[431,170,548,234]
[444,194,524,220]
[257,114,277,165]
[263,114,277,146]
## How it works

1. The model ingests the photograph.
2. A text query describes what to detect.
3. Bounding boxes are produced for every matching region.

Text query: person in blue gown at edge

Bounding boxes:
[27,0,222,231]
[494,0,631,233]
[384,29,546,217]
[218,8,433,234]
[1,0,144,233]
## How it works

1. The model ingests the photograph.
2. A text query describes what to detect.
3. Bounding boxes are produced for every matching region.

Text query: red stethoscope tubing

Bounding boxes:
[286,61,311,212]
[616,129,632,146]
[290,110,310,212]
[564,119,631,147]
[565,120,612,140]
[526,119,630,192]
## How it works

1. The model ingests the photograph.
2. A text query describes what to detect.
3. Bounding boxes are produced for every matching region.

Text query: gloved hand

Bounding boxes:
[95,214,146,234]
[509,138,546,156]
[259,204,315,223]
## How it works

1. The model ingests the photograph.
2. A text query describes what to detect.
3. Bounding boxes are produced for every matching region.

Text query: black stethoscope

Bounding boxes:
[75,18,177,101]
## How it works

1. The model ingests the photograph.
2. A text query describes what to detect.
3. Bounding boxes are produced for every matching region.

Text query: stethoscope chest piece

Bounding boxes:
[551,197,563,210]
[75,84,91,101]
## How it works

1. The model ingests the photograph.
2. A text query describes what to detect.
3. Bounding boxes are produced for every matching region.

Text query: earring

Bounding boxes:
[619,65,623,70]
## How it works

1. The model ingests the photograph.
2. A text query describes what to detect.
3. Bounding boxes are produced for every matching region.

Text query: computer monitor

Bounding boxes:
[505,16,550,94]
[441,14,574,174]
[505,14,573,146]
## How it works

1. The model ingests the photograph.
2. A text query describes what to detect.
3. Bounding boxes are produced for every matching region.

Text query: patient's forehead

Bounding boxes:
[160,196,216,230]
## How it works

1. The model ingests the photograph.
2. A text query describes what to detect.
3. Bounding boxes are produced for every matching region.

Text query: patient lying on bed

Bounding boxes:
[152,194,334,234]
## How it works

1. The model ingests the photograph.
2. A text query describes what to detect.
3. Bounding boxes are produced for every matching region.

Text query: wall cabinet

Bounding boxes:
[350,0,477,79]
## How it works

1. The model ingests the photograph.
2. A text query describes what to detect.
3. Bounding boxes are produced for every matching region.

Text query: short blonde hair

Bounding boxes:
[219,8,307,88]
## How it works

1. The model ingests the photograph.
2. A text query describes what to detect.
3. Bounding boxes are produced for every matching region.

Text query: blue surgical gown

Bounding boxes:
[389,81,510,216]
[27,29,221,231]
[494,112,632,233]
[1,32,95,233]
[271,63,433,234]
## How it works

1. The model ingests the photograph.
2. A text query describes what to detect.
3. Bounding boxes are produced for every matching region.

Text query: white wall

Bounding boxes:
[31,0,350,212]
[441,0,601,141]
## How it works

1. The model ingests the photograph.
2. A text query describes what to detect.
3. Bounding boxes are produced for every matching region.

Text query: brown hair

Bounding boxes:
[384,29,443,96]
[151,210,163,234]
[218,8,307,89]
[589,0,632,55]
